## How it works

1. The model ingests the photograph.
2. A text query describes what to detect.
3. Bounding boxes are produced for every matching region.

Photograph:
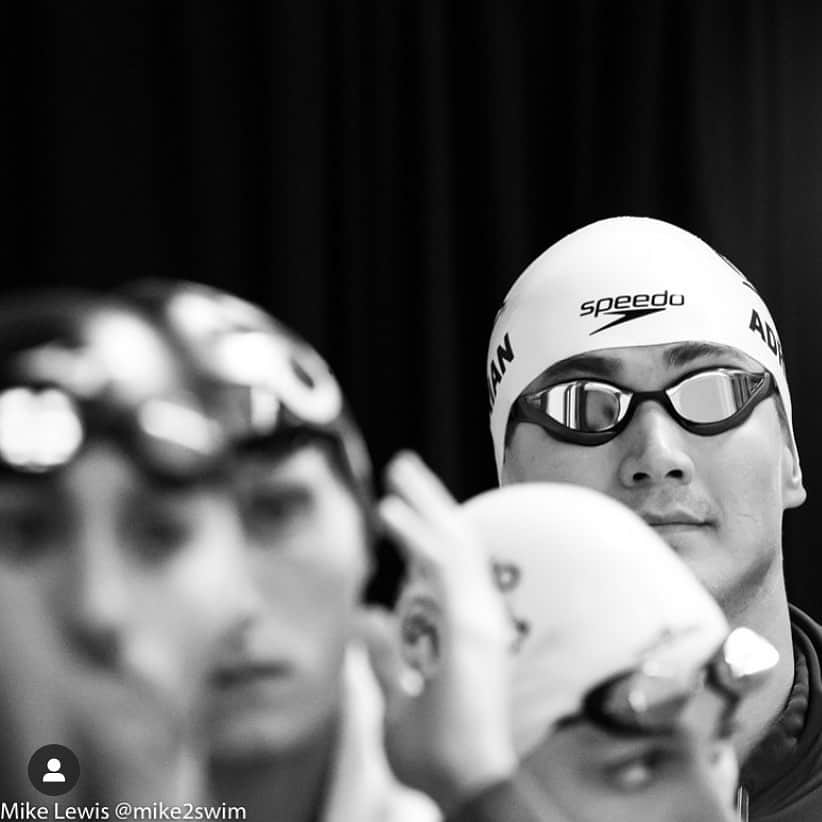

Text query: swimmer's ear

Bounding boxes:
[781,441,806,510]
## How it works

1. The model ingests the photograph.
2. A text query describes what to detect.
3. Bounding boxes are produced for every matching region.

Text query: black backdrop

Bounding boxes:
[6,1,822,617]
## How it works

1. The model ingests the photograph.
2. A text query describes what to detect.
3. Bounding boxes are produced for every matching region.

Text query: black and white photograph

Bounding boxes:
[3,3,822,820]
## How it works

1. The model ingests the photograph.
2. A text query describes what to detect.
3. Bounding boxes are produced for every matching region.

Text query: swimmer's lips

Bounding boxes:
[210,661,293,690]
[639,510,713,531]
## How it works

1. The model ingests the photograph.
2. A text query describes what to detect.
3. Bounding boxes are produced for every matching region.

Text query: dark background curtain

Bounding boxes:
[6,1,822,616]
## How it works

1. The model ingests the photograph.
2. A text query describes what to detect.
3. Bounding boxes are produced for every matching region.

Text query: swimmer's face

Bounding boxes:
[503,342,805,613]
[0,441,252,710]
[525,687,739,822]
[205,440,369,760]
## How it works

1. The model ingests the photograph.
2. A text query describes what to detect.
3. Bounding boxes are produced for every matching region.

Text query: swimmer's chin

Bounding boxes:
[649,523,715,554]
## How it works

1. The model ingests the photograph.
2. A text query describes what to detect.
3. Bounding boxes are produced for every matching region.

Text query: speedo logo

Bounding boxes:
[580,290,685,335]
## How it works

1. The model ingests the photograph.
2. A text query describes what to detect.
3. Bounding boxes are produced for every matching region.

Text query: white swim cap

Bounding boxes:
[487,217,796,478]
[461,483,730,756]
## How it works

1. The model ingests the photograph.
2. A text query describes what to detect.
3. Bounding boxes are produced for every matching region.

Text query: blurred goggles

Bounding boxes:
[156,287,371,485]
[513,367,775,446]
[202,332,345,446]
[162,289,344,441]
[557,627,778,736]
[0,384,226,481]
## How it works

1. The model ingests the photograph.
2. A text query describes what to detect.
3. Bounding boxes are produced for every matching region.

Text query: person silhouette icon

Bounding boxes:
[42,758,66,783]
[28,744,80,795]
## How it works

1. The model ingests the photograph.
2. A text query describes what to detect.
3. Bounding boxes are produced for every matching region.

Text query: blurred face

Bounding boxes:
[206,442,369,760]
[0,441,252,715]
[525,688,739,822]
[503,343,805,613]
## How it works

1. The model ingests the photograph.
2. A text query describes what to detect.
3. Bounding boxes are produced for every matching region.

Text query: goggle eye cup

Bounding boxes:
[135,394,228,478]
[0,387,85,473]
[585,670,700,735]
[667,370,768,425]
[712,626,780,696]
[524,381,629,432]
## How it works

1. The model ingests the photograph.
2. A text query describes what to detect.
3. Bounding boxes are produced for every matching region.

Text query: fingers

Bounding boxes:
[378,494,444,570]
[384,451,459,521]
[379,451,484,579]
[379,450,505,609]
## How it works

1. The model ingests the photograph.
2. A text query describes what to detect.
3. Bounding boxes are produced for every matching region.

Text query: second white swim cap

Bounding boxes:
[460,483,730,756]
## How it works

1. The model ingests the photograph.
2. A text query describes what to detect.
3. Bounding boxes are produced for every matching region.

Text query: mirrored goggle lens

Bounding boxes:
[165,291,344,437]
[524,369,768,433]
[594,669,700,732]
[135,394,227,478]
[667,370,767,424]
[523,380,630,432]
[711,626,780,695]
[0,387,84,472]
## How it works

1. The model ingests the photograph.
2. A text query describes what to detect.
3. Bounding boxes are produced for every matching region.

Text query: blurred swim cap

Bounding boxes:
[487,217,796,478]
[460,483,733,756]
[0,291,225,480]
[120,280,372,501]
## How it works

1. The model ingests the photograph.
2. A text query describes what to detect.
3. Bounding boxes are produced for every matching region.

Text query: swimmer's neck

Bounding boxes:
[209,716,338,822]
[722,563,796,763]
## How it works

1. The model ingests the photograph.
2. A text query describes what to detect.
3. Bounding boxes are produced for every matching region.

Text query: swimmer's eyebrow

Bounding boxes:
[522,354,622,392]
[663,342,748,369]
[524,344,753,393]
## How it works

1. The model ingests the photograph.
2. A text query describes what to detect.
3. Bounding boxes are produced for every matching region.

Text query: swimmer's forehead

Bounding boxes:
[521,342,763,393]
